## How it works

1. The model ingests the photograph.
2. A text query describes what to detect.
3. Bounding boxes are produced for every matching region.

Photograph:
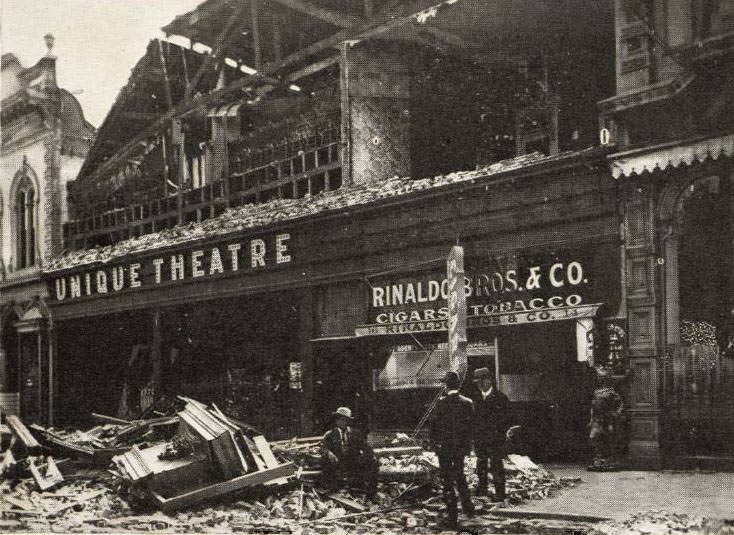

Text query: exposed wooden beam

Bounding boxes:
[270,0,365,28]
[186,0,249,100]
[285,54,339,82]
[157,40,175,110]
[81,0,466,187]
[354,0,465,42]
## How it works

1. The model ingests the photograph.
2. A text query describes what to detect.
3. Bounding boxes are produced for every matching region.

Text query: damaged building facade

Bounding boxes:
[4,0,730,469]
[0,38,95,421]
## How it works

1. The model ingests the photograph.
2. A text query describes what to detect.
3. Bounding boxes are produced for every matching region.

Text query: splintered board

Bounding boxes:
[151,462,295,512]
[252,435,290,485]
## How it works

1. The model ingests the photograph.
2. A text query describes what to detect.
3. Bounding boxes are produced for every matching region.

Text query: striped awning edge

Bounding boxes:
[611,133,734,178]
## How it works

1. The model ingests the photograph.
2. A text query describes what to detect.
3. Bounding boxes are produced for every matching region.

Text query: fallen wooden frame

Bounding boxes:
[27,456,64,491]
[111,397,297,511]
[6,416,42,455]
[150,461,295,512]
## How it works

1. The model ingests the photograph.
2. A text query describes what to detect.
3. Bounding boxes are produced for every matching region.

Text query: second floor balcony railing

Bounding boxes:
[63,122,342,250]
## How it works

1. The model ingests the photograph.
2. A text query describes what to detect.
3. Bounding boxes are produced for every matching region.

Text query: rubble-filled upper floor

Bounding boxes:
[63,0,615,252]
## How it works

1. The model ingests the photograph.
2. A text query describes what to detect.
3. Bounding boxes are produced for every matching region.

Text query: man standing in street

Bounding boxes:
[471,367,510,502]
[429,371,476,528]
[320,406,378,496]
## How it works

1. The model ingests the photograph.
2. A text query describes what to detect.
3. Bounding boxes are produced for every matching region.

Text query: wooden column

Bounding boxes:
[623,178,662,468]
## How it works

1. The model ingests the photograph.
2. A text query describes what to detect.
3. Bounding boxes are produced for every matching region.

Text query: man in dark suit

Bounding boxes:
[471,367,510,501]
[429,371,475,528]
[320,406,378,496]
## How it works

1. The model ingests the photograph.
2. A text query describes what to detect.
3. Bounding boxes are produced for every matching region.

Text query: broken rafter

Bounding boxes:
[81,0,465,186]
[157,40,175,110]
[271,0,365,28]
[186,0,249,100]
[354,0,465,42]
[285,54,339,82]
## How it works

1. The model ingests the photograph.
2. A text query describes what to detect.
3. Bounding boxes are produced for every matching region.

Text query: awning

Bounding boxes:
[610,133,734,178]
[206,102,242,118]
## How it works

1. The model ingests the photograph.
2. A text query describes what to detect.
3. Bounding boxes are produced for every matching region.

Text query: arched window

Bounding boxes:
[13,176,36,269]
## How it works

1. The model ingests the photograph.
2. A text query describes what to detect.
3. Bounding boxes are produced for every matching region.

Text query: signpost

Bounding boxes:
[447,246,467,379]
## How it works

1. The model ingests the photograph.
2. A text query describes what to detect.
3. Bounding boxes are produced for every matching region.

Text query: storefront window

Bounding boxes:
[376,346,449,390]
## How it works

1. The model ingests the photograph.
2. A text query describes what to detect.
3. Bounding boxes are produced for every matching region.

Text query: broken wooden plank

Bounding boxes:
[6,415,42,454]
[45,489,108,516]
[4,495,35,511]
[150,461,295,512]
[242,434,268,472]
[270,435,324,446]
[28,456,64,491]
[0,448,16,477]
[91,413,131,426]
[374,446,424,457]
[29,425,95,460]
[252,435,289,485]
[252,435,280,469]
[327,493,367,512]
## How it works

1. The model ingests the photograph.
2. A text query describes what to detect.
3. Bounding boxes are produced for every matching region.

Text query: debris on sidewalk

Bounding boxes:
[2,406,578,533]
[592,510,734,535]
[2,415,65,491]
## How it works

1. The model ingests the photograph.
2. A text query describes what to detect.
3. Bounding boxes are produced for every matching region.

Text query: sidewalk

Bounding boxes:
[508,465,734,520]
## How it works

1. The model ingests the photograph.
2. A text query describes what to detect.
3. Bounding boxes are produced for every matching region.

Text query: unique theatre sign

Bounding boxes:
[49,232,293,302]
[356,246,615,336]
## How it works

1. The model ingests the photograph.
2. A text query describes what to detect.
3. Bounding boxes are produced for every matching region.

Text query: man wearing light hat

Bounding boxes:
[471,367,510,501]
[320,406,378,496]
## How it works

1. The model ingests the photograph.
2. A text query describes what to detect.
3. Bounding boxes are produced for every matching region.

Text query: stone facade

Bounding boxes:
[0,44,94,421]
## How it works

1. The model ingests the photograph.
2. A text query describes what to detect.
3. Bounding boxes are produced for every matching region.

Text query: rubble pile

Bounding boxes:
[0,476,128,533]
[2,399,580,533]
[46,150,598,272]
[28,415,179,467]
[592,511,734,535]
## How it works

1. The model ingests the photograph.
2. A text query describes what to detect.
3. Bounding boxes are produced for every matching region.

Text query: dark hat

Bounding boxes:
[333,407,354,419]
[443,371,461,389]
[472,367,492,382]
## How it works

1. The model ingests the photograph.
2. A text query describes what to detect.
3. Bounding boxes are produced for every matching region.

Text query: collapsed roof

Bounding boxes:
[74,0,613,192]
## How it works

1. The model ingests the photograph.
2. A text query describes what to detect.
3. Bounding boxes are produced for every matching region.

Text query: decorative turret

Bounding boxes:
[38,33,57,91]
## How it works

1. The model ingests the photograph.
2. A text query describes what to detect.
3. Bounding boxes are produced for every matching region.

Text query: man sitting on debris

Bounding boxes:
[429,371,475,528]
[320,406,378,496]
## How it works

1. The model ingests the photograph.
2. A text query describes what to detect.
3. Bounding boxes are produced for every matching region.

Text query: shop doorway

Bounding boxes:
[661,174,734,458]
[0,309,20,416]
[493,322,596,461]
